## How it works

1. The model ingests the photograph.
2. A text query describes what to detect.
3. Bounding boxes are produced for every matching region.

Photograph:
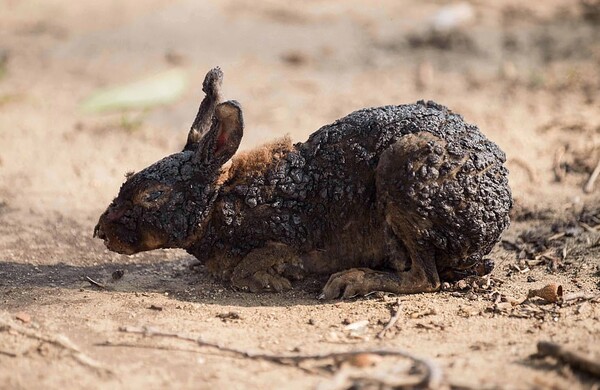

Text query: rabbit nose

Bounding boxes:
[94,223,106,240]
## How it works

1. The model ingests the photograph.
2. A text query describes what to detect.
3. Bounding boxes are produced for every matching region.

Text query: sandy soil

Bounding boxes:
[1,1,599,389]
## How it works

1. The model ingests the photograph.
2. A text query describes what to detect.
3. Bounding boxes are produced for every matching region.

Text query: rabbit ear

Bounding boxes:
[184,67,223,150]
[195,101,244,166]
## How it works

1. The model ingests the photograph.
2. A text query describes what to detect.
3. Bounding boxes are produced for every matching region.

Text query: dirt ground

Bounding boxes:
[1,1,599,389]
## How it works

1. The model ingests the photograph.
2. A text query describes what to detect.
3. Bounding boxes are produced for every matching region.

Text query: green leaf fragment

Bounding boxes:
[81,68,188,113]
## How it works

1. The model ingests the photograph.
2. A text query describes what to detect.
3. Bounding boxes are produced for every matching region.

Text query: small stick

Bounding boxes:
[562,292,600,302]
[97,341,201,354]
[96,340,319,376]
[0,349,17,357]
[377,299,402,339]
[537,341,600,378]
[553,146,567,182]
[547,232,566,241]
[118,325,443,388]
[579,222,598,233]
[583,157,600,193]
[85,276,106,289]
[0,317,112,374]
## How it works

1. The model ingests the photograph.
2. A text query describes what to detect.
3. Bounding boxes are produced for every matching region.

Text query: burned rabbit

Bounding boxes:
[94,67,512,299]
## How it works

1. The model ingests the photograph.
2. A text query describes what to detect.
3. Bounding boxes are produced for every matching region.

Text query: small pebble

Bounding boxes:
[15,312,31,323]
[347,353,381,368]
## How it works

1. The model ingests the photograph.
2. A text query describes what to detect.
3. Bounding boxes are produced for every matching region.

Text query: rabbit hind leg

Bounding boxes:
[319,240,440,299]
[320,219,440,299]
[320,133,452,299]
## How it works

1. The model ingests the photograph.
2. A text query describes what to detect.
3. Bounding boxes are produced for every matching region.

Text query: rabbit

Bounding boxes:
[94,67,512,299]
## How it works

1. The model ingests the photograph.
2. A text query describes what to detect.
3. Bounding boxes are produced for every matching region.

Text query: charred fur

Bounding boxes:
[95,68,512,299]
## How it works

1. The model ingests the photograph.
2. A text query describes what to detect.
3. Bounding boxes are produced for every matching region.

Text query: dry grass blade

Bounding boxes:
[85,276,106,289]
[377,298,402,339]
[583,157,600,193]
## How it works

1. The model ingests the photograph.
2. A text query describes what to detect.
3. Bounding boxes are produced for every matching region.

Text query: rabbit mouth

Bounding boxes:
[93,221,138,255]
[94,220,168,255]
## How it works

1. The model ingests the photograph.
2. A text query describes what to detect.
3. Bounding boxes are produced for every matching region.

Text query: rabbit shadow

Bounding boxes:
[0,253,329,308]
[0,210,327,308]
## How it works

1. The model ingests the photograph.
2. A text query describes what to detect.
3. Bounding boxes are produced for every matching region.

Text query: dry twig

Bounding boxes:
[97,341,207,354]
[0,349,17,357]
[537,341,600,378]
[85,276,106,289]
[377,298,402,339]
[117,325,444,389]
[0,316,112,374]
[562,292,600,303]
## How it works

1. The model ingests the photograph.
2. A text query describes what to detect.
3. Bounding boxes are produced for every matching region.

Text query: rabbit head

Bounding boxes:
[94,68,243,255]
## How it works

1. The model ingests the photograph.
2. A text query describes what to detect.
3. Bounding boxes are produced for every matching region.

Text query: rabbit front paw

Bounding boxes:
[229,242,303,293]
[231,271,292,293]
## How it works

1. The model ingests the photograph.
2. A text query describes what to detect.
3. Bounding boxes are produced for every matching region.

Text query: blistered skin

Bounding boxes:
[188,101,511,292]
[93,151,219,254]
[95,68,512,298]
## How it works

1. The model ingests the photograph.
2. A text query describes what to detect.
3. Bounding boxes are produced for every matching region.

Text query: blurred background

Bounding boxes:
[0,0,599,216]
[1,2,600,388]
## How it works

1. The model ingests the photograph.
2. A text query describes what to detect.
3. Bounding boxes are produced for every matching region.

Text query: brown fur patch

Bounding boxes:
[223,136,293,184]
[140,229,168,251]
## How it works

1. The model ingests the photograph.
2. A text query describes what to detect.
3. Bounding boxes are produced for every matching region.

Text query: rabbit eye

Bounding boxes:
[135,185,171,207]
[146,190,164,202]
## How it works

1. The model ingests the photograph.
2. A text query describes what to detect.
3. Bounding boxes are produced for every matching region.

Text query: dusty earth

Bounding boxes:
[1,1,600,389]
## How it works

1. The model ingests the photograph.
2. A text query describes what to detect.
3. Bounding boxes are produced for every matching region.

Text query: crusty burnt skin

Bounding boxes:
[94,67,512,299]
